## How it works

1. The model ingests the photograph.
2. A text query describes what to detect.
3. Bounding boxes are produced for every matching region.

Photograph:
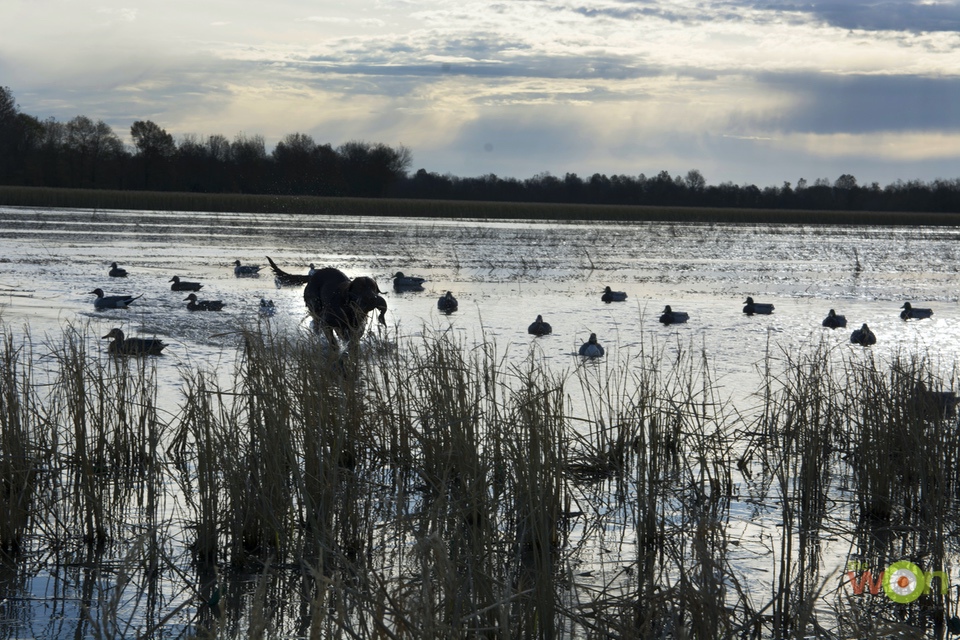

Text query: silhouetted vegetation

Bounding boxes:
[1,86,958,212]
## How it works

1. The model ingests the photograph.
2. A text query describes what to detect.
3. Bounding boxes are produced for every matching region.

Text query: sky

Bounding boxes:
[2,0,960,189]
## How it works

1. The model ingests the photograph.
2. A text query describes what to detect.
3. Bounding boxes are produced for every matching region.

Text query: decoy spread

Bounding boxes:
[184,293,225,311]
[659,305,690,325]
[743,296,774,315]
[438,291,458,314]
[393,272,427,292]
[900,302,933,320]
[234,260,262,277]
[822,309,847,329]
[601,286,628,303]
[90,288,141,310]
[102,328,166,356]
[579,333,605,357]
[528,314,553,336]
[266,256,311,287]
[169,276,202,292]
[850,323,876,346]
[108,262,127,278]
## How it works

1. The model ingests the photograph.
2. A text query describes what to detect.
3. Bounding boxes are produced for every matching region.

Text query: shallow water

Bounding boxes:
[2,206,960,636]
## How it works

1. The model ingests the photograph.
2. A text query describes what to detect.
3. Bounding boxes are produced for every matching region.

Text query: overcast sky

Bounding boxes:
[2,0,959,188]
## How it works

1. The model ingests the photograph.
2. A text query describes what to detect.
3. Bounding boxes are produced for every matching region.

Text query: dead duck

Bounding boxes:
[900,302,933,320]
[90,288,141,310]
[822,309,847,329]
[108,262,127,278]
[601,286,628,303]
[659,305,689,325]
[266,256,311,287]
[438,291,458,314]
[234,260,262,277]
[743,296,774,316]
[102,328,166,356]
[184,293,225,312]
[169,276,202,292]
[579,333,605,358]
[528,314,553,336]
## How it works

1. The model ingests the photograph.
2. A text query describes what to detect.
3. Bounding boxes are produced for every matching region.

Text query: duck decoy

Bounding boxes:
[743,296,774,316]
[102,328,166,356]
[822,309,847,329]
[169,276,202,292]
[308,264,317,276]
[90,288,141,310]
[910,381,960,420]
[266,256,312,287]
[393,272,427,292]
[528,314,553,336]
[579,333,605,357]
[659,305,689,325]
[234,260,262,277]
[438,291,458,314]
[108,262,127,278]
[850,323,876,346]
[184,293,225,312]
[900,302,933,321]
[259,298,276,317]
[601,286,628,303]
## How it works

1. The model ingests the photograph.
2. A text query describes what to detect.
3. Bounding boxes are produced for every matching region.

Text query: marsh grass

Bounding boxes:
[3,320,960,638]
[6,185,960,225]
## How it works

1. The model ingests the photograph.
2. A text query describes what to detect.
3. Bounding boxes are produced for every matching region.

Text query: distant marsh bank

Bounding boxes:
[4,185,960,225]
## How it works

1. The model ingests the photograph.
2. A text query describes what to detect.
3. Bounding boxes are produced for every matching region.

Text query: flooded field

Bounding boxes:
[2,206,960,638]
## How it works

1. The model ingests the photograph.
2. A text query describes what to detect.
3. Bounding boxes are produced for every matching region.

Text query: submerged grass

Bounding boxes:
[1,320,960,638]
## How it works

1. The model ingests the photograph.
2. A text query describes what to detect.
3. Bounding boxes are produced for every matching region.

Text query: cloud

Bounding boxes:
[745,0,960,33]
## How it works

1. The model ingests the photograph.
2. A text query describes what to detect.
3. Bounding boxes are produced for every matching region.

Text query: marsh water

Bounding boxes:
[3,205,960,637]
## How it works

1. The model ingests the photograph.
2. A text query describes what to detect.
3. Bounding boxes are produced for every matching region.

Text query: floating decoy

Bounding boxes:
[393,272,426,292]
[850,323,876,346]
[911,381,959,420]
[184,293,225,312]
[266,256,311,287]
[234,260,261,277]
[308,264,317,276]
[90,288,141,310]
[108,262,127,278]
[259,298,276,317]
[438,291,458,314]
[822,309,847,329]
[528,314,553,336]
[102,328,166,356]
[579,333,605,358]
[659,305,689,325]
[169,276,202,292]
[900,302,933,321]
[601,286,628,303]
[743,296,774,316]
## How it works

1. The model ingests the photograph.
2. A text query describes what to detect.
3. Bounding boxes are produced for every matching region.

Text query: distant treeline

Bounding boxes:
[2,86,959,212]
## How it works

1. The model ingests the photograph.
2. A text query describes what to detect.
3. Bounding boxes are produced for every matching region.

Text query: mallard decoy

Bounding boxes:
[850,323,876,346]
[911,381,959,420]
[743,296,774,315]
[266,256,311,287]
[822,309,847,329]
[601,286,628,303]
[169,276,202,292]
[659,305,689,325]
[234,260,261,277]
[184,293,225,311]
[438,291,458,314]
[393,272,426,292]
[108,262,127,278]
[900,302,933,320]
[90,288,141,310]
[102,328,166,356]
[579,333,605,357]
[259,298,276,317]
[528,314,552,336]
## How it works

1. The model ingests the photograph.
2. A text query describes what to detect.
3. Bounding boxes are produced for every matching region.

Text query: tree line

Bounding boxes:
[2,86,958,212]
